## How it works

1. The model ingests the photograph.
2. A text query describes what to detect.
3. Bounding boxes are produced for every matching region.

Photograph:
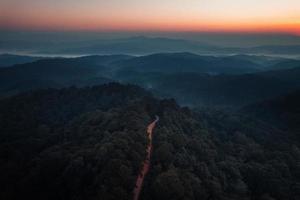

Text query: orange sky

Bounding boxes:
[1,0,300,34]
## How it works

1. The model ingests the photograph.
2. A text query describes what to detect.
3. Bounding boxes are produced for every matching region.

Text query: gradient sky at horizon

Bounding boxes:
[1,0,300,34]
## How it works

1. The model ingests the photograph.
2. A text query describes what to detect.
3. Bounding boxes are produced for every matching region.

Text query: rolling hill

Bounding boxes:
[114,52,262,75]
[0,54,43,67]
[0,55,133,97]
[1,53,299,108]
[242,90,300,131]
[117,62,300,108]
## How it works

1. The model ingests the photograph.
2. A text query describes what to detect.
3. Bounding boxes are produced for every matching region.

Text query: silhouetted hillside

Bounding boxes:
[115,52,262,75]
[250,45,300,55]
[1,53,299,108]
[242,90,300,132]
[0,56,128,96]
[0,54,43,67]
[259,66,300,85]
[120,70,300,107]
[227,54,295,70]
[268,59,300,70]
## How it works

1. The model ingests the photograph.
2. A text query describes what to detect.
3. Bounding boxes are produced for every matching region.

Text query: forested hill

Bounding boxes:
[242,90,300,132]
[1,53,300,109]
[144,103,300,200]
[0,82,152,129]
[0,83,158,200]
[0,83,299,200]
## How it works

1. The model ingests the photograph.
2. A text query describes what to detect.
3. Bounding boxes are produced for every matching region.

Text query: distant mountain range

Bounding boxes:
[54,37,300,56]
[2,36,300,56]
[1,52,297,71]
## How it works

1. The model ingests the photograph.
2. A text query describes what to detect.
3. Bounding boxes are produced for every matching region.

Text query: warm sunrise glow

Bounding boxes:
[1,0,300,34]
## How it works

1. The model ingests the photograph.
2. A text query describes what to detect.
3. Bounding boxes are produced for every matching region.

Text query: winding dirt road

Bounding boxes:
[133,116,159,200]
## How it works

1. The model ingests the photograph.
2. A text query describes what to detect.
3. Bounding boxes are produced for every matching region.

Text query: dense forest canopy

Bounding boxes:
[0,83,299,200]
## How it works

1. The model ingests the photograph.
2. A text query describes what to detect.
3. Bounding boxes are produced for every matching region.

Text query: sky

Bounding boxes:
[0,0,300,34]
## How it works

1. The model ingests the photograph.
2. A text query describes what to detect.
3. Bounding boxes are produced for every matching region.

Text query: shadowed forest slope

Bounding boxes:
[0,83,299,200]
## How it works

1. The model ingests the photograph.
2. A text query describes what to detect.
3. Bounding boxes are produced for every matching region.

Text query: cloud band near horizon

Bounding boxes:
[0,0,299,34]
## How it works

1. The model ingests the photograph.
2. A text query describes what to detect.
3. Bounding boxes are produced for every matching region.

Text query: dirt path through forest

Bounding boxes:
[133,116,159,200]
